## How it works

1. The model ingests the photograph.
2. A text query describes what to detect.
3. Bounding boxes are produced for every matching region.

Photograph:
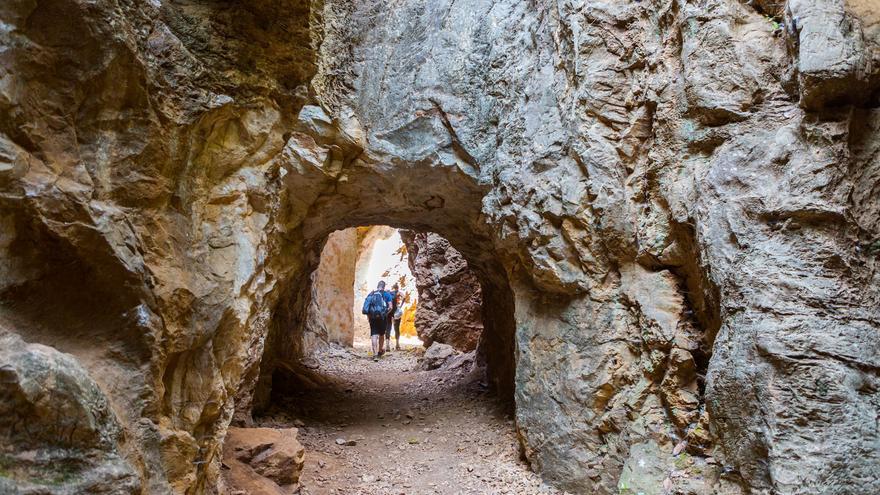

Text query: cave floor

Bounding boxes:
[253,343,561,495]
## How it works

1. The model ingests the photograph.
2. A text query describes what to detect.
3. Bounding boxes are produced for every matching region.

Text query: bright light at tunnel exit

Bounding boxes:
[364,231,408,290]
[354,228,421,345]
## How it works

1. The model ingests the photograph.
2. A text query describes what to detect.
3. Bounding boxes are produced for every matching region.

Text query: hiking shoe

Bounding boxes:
[373,356,379,362]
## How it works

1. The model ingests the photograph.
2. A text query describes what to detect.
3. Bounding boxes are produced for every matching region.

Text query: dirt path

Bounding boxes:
[255,343,562,495]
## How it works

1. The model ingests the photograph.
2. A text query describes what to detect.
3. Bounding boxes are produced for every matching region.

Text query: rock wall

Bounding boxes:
[0,0,878,494]
[308,228,357,349]
[400,231,483,352]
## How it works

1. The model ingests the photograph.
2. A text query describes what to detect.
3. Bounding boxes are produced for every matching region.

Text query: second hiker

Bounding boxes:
[384,283,400,353]
[392,290,403,351]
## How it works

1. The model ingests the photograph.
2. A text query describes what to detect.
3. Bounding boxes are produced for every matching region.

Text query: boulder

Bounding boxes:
[222,427,305,493]
[420,342,456,370]
[0,331,139,494]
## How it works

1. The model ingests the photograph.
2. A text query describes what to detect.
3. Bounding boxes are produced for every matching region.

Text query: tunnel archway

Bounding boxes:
[249,220,516,419]
[215,104,521,423]
[215,108,523,491]
[232,225,522,494]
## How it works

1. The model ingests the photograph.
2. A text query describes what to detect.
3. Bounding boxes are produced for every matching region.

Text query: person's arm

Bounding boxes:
[384,291,393,315]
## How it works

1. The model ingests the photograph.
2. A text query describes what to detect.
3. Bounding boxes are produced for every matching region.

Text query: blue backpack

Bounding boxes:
[362,291,387,318]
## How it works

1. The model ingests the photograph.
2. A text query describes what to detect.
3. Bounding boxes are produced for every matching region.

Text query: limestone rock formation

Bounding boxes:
[307,228,358,349]
[401,231,483,351]
[0,0,878,494]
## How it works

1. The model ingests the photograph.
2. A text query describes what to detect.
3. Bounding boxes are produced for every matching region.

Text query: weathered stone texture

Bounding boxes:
[307,228,357,349]
[420,341,457,371]
[401,231,483,352]
[0,0,878,493]
[0,331,140,494]
[221,427,305,494]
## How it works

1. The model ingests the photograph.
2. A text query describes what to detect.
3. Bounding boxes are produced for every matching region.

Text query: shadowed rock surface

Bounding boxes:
[0,0,878,493]
[0,332,140,494]
[401,230,484,352]
[420,341,457,370]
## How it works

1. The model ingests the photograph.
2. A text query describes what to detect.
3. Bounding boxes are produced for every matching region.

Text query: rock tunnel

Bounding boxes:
[248,146,521,412]
[1,0,879,494]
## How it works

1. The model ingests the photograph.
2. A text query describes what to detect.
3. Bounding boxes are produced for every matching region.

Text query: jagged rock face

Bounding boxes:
[400,231,483,352]
[0,1,878,494]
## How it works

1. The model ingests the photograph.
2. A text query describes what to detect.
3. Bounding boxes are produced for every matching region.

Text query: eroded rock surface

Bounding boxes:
[0,331,140,494]
[221,427,305,494]
[307,228,358,349]
[401,231,483,352]
[0,0,878,493]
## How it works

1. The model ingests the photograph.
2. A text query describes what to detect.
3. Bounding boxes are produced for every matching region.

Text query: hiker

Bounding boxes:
[384,283,400,353]
[362,281,390,361]
[392,291,404,351]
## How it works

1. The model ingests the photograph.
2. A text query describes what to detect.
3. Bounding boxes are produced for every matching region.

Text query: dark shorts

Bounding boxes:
[385,315,393,335]
[369,316,386,336]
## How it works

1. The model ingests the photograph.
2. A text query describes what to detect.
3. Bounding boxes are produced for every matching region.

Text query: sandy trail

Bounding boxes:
[254,343,562,495]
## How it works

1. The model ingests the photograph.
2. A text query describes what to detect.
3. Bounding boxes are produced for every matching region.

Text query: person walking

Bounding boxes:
[384,283,400,353]
[392,293,404,351]
[362,281,389,361]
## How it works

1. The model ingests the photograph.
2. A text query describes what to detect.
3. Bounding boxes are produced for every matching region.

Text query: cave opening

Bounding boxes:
[209,95,531,491]
[305,225,488,356]
[221,219,519,493]
[312,225,426,353]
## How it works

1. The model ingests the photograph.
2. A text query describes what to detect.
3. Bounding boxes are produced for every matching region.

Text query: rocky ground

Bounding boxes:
[254,343,562,495]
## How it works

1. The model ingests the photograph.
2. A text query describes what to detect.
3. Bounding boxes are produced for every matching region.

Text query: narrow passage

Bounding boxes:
[253,343,561,495]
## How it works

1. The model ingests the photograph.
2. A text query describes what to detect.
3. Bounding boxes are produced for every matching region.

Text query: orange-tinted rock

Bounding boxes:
[309,228,358,348]
[222,427,305,494]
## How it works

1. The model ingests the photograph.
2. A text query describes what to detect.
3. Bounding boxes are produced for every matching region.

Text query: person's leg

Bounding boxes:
[378,333,385,356]
[384,317,392,352]
[394,318,401,350]
[369,317,381,360]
